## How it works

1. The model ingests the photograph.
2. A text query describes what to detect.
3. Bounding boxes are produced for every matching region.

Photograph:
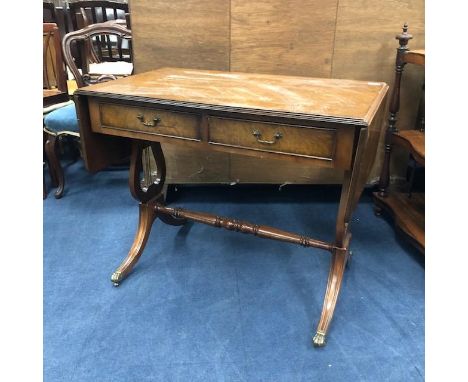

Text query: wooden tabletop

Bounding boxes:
[79,68,388,125]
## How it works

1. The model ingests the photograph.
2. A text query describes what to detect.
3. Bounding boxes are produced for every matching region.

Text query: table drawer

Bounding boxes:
[96,103,200,140]
[208,117,343,162]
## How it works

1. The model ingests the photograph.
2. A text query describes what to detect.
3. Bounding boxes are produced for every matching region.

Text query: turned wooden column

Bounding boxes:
[378,23,413,197]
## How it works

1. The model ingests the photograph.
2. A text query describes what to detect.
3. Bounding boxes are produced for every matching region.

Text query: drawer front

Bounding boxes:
[208,117,339,161]
[97,103,200,141]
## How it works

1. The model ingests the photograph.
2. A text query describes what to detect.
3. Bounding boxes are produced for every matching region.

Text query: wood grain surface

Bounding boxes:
[230,0,337,77]
[208,117,336,160]
[83,68,387,123]
[129,0,230,73]
[98,102,201,140]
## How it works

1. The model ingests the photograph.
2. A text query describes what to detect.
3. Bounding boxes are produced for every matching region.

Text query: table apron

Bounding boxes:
[88,99,358,170]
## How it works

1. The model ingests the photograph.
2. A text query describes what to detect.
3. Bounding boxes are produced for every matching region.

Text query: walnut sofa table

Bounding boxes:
[75,68,388,347]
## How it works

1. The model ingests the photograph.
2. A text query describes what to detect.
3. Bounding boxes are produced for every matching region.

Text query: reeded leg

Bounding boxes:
[313,125,368,347]
[111,201,157,286]
[313,246,349,347]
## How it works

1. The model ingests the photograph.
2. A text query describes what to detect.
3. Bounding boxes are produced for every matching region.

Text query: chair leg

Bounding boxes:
[44,133,65,199]
[46,156,59,188]
[43,171,47,200]
[43,131,55,198]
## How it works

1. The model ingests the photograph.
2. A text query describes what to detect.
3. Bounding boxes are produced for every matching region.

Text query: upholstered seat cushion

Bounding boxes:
[44,103,79,133]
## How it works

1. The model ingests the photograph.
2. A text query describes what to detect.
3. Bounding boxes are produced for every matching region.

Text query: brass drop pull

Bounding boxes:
[136,114,161,127]
[252,129,283,145]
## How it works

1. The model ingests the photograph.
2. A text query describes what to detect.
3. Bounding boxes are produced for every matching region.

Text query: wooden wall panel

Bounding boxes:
[332,0,424,81]
[129,0,231,73]
[230,0,337,77]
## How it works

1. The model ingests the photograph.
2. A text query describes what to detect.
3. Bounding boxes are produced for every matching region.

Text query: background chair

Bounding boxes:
[43,20,133,199]
[43,22,72,199]
[43,2,58,25]
[68,0,132,76]
[43,23,69,108]
[43,1,70,36]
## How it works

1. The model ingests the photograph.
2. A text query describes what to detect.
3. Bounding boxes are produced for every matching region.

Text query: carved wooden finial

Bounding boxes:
[396,23,413,49]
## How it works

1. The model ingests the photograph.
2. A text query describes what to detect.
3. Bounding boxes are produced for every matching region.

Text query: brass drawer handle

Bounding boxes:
[137,114,161,127]
[252,129,283,145]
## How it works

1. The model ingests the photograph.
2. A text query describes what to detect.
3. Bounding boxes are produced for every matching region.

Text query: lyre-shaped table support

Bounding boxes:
[110,140,186,285]
[112,129,368,347]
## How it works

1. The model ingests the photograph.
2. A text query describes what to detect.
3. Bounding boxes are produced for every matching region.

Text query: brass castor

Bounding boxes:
[313,332,326,347]
[111,271,122,287]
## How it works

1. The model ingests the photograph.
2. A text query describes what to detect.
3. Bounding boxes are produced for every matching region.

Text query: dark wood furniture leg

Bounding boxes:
[44,130,58,190]
[43,131,50,199]
[43,172,47,200]
[48,157,59,189]
[111,140,185,286]
[44,133,65,199]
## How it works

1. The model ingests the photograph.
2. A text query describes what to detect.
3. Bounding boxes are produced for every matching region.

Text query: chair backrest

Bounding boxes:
[43,23,67,93]
[43,2,57,23]
[62,20,132,89]
[68,1,131,63]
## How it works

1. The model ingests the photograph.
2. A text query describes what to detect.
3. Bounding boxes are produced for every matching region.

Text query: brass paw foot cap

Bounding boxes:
[111,272,122,287]
[313,332,326,347]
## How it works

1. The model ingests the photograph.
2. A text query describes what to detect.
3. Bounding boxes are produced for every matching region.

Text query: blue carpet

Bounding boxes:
[44,161,424,381]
